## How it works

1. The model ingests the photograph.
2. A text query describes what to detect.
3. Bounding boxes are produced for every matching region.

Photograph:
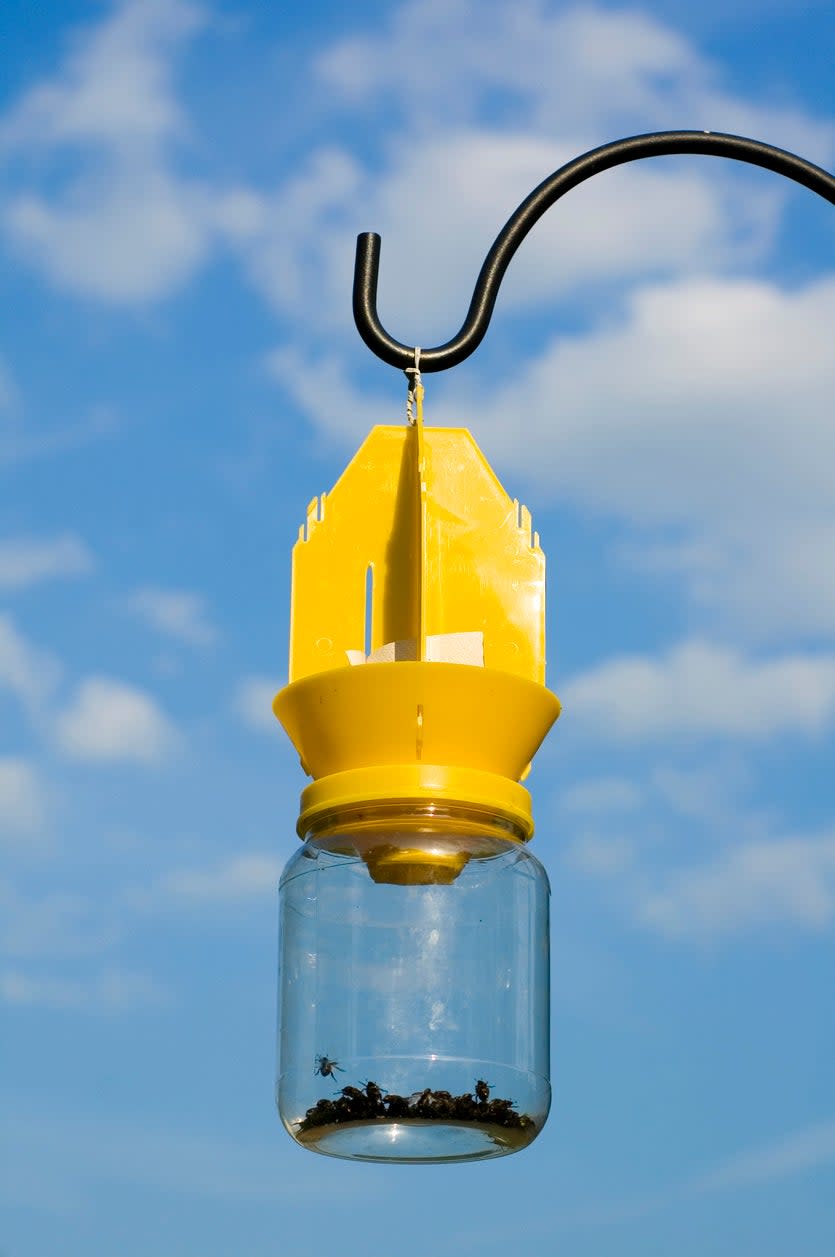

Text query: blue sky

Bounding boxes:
[2,1,834,1253]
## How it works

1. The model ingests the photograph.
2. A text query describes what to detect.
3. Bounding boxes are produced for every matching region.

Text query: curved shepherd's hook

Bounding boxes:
[353,130,835,374]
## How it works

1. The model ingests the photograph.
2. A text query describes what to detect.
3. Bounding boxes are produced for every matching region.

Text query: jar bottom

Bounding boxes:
[296,1116,538,1162]
[279,1056,548,1163]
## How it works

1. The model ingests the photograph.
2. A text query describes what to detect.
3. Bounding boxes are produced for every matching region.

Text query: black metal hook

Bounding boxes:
[353,130,835,374]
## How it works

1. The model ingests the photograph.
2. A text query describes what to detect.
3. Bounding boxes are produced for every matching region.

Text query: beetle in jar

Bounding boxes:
[314,1054,345,1079]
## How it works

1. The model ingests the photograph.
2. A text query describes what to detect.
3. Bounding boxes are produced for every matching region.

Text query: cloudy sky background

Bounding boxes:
[2,1,834,1254]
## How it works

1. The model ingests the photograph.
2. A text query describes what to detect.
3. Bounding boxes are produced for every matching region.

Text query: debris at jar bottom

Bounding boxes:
[296,1080,535,1135]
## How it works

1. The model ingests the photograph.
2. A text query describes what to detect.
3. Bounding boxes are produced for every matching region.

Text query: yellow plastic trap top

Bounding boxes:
[273,397,560,877]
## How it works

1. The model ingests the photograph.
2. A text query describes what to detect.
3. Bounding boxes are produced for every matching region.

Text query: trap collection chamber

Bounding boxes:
[273,413,560,1163]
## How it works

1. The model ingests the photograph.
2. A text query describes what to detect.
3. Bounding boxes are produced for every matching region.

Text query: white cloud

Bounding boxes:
[317,0,694,121]
[638,831,835,937]
[561,776,643,814]
[0,967,168,1011]
[237,147,361,329]
[460,273,835,514]
[0,0,202,151]
[0,533,93,590]
[691,1119,835,1192]
[54,675,179,763]
[562,640,835,743]
[556,761,835,942]
[0,614,61,712]
[316,0,833,161]
[266,345,394,441]
[0,758,46,837]
[565,833,637,877]
[623,517,835,643]
[650,763,747,826]
[0,879,118,958]
[0,404,120,468]
[127,586,217,647]
[0,0,252,303]
[155,853,282,903]
[233,675,282,733]
[4,175,214,304]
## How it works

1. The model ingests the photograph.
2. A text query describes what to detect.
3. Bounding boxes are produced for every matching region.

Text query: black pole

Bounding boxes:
[352,130,835,374]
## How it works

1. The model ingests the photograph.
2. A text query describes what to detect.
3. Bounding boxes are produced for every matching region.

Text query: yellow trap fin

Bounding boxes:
[287,425,547,685]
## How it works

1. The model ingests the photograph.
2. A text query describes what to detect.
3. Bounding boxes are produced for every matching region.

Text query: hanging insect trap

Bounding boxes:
[269,129,835,1163]
[273,378,560,1163]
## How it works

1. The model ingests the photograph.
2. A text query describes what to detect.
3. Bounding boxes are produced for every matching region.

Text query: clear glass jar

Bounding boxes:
[276,806,551,1163]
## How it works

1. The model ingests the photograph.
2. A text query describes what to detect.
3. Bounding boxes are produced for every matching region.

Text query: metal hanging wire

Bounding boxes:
[405,347,422,425]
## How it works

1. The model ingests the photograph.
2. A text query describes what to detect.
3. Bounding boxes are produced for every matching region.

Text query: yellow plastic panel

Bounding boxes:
[289,427,419,681]
[422,430,545,682]
[288,425,546,684]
